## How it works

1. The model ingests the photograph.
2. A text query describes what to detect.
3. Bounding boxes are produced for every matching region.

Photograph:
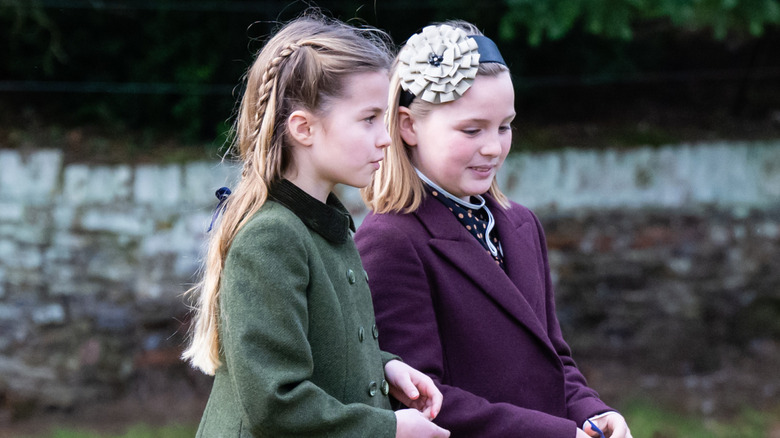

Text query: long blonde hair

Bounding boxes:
[362,21,511,214]
[182,14,393,375]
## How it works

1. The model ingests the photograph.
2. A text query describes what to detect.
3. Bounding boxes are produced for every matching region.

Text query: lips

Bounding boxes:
[469,163,496,173]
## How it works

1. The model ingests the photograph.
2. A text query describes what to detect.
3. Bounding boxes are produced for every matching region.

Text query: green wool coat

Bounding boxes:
[196,191,397,437]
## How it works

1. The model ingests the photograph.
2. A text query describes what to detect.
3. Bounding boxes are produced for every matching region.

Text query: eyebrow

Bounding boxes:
[457,114,517,123]
[362,106,386,114]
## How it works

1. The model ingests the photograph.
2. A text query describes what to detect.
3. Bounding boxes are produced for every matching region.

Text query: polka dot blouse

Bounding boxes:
[427,187,505,270]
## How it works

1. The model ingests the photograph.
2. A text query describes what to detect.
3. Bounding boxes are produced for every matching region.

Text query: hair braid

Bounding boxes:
[257,43,301,111]
[183,14,393,375]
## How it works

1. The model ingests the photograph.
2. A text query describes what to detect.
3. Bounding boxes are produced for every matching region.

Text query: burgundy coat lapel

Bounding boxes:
[415,196,556,354]
[487,195,549,320]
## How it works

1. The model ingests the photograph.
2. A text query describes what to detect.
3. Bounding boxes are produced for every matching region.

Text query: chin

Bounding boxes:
[346,178,372,189]
[465,185,492,197]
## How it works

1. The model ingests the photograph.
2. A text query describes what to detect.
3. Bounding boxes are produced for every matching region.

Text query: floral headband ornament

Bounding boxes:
[398,24,506,106]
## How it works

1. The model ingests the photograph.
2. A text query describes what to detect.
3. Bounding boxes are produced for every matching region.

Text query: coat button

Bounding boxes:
[358,326,365,342]
[363,269,369,282]
[347,269,356,284]
[372,324,379,340]
[368,381,378,397]
[381,379,390,396]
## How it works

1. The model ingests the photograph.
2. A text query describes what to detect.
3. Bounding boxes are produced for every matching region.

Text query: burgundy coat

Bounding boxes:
[355,193,613,437]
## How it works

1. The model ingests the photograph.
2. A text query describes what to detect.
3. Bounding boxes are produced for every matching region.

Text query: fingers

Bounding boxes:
[606,413,632,438]
[424,383,443,419]
[384,360,417,405]
[593,413,632,438]
[409,371,443,419]
[586,419,605,438]
[426,419,451,438]
[393,372,420,401]
[610,421,632,438]
[395,409,451,438]
[385,360,444,419]
[392,384,438,420]
[576,428,595,438]
[387,372,419,406]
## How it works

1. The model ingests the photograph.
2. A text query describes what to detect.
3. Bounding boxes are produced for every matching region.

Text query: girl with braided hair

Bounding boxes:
[182,14,449,438]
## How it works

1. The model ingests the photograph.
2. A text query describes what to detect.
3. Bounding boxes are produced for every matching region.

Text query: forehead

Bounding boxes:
[434,72,515,118]
[336,71,390,105]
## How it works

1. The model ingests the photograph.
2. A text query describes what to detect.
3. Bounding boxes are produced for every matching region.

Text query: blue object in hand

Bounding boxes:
[587,419,606,438]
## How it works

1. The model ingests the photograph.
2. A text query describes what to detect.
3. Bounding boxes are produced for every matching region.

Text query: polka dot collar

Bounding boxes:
[415,168,502,258]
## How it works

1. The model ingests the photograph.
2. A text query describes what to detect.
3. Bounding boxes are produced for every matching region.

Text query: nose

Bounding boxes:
[377,125,391,149]
[480,133,502,157]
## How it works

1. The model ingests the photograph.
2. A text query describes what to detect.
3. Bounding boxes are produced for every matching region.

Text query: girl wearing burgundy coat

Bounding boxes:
[356,21,633,438]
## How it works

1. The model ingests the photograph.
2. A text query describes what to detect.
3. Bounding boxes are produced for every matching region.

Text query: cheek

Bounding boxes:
[501,143,511,158]
[449,141,479,163]
[414,137,442,162]
[499,136,512,158]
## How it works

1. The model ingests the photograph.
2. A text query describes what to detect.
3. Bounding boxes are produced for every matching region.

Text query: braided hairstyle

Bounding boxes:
[183,14,393,375]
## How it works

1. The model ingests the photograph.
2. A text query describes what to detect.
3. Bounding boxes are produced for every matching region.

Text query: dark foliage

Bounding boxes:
[1,0,779,153]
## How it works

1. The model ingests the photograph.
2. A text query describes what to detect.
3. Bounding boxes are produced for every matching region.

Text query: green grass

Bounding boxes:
[23,424,197,438]
[622,400,777,438]
[18,402,780,438]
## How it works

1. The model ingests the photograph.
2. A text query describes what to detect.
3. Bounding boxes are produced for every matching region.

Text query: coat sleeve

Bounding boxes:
[356,216,580,438]
[529,211,614,426]
[219,215,396,438]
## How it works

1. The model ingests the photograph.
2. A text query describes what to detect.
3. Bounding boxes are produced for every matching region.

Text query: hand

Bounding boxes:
[577,429,593,438]
[395,409,450,438]
[584,413,633,438]
[384,359,443,420]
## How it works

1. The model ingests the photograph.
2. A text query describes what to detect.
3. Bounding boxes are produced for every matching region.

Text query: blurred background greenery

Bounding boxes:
[1,0,779,162]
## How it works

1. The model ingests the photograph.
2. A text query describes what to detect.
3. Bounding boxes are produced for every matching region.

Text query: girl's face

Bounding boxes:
[402,72,515,200]
[303,71,391,197]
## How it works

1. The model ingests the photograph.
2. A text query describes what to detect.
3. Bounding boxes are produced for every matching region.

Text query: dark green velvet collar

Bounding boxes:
[268,179,355,244]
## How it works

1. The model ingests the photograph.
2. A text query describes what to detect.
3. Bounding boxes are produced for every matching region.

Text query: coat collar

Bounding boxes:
[268,179,355,244]
[414,193,557,354]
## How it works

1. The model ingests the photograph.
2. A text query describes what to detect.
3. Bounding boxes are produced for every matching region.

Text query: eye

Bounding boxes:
[499,125,512,133]
[364,115,377,124]
[461,128,480,136]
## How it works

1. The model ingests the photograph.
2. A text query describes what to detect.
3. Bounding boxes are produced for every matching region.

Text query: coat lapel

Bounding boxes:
[416,196,556,353]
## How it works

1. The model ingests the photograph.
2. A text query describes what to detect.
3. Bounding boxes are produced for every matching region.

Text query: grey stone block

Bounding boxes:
[80,207,153,236]
[63,164,132,205]
[134,164,182,206]
[0,149,63,203]
[31,303,66,326]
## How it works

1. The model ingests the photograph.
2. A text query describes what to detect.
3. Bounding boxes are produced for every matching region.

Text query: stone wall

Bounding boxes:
[0,150,237,417]
[499,142,780,414]
[1,141,779,418]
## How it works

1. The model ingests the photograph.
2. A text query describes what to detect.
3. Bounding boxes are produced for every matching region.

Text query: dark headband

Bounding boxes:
[469,35,506,65]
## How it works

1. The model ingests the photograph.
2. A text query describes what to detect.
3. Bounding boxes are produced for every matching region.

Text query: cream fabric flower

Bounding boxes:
[398,24,480,104]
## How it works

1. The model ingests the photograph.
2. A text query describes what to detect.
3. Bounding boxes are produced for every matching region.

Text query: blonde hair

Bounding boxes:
[182,13,393,375]
[362,21,511,214]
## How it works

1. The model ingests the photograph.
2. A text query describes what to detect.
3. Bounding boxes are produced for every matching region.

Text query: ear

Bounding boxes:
[287,110,316,147]
[398,107,418,147]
